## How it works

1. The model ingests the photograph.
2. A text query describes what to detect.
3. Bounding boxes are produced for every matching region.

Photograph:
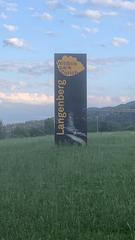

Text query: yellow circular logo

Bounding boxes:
[57,56,85,77]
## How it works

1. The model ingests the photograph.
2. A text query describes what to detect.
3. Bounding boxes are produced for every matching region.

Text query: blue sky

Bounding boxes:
[0,0,135,123]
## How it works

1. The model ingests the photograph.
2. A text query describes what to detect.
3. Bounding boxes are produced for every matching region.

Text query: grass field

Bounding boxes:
[0,132,135,240]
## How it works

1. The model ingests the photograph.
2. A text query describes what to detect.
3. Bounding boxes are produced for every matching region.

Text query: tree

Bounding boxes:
[0,120,4,139]
[44,118,54,135]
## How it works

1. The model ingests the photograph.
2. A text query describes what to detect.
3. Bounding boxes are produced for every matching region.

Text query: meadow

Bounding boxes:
[0,132,135,240]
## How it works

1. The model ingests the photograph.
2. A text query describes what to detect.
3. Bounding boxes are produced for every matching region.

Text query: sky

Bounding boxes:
[0,0,135,124]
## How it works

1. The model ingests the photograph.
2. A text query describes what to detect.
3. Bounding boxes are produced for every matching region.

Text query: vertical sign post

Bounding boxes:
[55,53,87,144]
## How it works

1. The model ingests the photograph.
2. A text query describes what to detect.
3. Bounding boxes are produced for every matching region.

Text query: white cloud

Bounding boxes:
[0,1,18,12]
[88,57,135,74]
[103,11,118,16]
[44,30,57,36]
[119,96,131,103]
[66,6,77,15]
[1,57,135,77]
[3,24,18,32]
[0,79,28,91]
[11,81,27,91]
[5,2,18,12]
[70,5,111,22]
[70,0,87,3]
[83,9,102,20]
[39,12,53,20]
[71,24,98,35]
[74,8,118,21]
[0,78,53,92]
[88,95,135,107]
[46,0,59,6]
[83,26,98,33]
[0,92,54,105]
[0,60,54,75]
[127,22,135,27]
[88,56,135,65]
[3,38,28,49]
[70,0,135,11]
[126,22,135,30]
[88,95,112,106]
[87,64,97,71]
[112,37,128,47]
[28,7,35,11]
[0,12,8,19]
[71,24,81,30]
[32,10,53,20]
[87,56,135,77]
[45,0,64,8]
[91,0,135,10]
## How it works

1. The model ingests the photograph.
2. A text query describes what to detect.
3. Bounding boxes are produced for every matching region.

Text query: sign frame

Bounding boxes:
[54,53,87,144]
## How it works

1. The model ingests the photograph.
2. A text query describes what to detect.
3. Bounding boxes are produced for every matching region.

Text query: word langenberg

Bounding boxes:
[56,80,67,135]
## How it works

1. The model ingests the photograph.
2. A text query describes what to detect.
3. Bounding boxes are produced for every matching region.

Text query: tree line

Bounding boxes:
[0,116,135,140]
[0,118,54,139]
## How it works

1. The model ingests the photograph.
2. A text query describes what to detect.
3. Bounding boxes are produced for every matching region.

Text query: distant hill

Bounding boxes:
[1,101,135,139]
[87,101,135,132]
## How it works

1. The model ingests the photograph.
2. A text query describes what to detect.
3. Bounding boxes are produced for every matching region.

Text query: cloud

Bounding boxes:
[70,0,87,3]
[71,24,98,34]
[0,91,134,107]
[97,43,107,48]
[0,60,54,76]
[28,7,35,11]
[126,22,135,31]
[88,95,112,106]
[0,57,135,78]
[45,0,65,9]
[82,9,102,20]
[71,24,81,30]
[5,2,18,12]
[0,12,8,19]
[0,79,28,91]
[0,0,18,12]
[87,64,97,72]
[71,24,98,38]
[88,95,135,107]
[0,78,53,92]
[119,96,131,103]
[0,92,54,105]
[70,8,118,21]
[3,24,18,32]
[33,11,53,20]
[91,0,135,11]
[87,56,135,76]
[0,57,135,77]
[66,6,77,15]
[40,12,53,20]
[0,79,11,90]
[103,11,118,16]
[83,26,98,33]
[3,38,29,49]
[18,61,54,75]
[88,56,135,66]
[112,37,128,47]
[44,30,58,37]
[70,0,135,11]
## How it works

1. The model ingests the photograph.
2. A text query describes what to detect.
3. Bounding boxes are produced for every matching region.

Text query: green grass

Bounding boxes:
[0,132,135,239]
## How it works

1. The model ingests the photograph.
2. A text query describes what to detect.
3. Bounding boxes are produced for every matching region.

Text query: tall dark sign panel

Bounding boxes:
[55,54,87,144]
